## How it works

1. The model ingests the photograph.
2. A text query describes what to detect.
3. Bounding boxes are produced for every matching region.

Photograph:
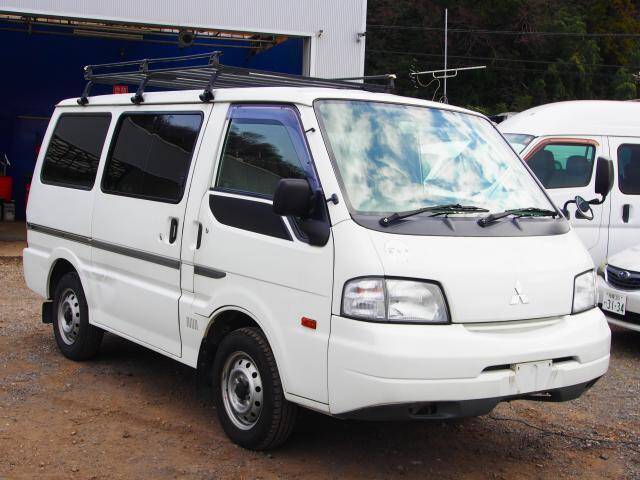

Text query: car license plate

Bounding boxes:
[512,360,553,393]
[602,291,626,315]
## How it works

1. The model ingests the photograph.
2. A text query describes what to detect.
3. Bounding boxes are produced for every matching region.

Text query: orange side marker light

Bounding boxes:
[301,317,317,330]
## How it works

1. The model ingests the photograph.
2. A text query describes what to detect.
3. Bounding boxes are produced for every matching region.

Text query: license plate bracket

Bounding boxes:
[511,360,553,393]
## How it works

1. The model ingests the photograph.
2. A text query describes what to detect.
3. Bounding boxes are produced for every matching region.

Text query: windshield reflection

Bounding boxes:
[316,100,551,215]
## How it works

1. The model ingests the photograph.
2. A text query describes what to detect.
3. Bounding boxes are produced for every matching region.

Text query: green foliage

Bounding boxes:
[366,0,640,113]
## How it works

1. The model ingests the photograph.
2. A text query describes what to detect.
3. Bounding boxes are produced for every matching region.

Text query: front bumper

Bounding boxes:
[328,308,610,416]
[597,276,640,332]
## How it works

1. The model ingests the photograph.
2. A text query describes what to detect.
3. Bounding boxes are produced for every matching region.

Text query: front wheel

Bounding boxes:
[213,327,297,450]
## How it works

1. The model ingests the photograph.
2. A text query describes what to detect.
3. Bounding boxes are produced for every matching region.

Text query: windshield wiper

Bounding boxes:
[379,204,489,227]
[477,207,559,227]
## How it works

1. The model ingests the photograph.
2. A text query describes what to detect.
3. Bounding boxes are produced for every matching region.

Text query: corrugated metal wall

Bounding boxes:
[0,0,367,78]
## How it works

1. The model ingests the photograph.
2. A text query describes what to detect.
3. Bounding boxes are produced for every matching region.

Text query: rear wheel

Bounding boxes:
[213,327,297,450]
[52,272,103,360]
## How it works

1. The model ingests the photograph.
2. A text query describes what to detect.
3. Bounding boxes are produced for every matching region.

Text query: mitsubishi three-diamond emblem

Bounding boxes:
[510,281,529,305]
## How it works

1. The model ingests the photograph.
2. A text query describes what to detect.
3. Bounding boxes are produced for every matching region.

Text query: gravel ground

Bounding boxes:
[0,256,639,479]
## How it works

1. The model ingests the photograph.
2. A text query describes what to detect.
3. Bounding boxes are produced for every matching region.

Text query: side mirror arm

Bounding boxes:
[562,199,574,219]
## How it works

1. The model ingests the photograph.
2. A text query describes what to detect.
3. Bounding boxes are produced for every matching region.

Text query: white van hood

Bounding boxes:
[365,229,593,323]
[608,245,640,271]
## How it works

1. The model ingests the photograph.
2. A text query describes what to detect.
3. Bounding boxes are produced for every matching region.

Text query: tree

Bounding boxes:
[365,0,640,113]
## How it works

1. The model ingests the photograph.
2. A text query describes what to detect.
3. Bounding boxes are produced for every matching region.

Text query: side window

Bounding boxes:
[527,143,595,189]
[617,144,640,195]
[102,112,203,203]
[41,113,111,189]
[215,106,308,198]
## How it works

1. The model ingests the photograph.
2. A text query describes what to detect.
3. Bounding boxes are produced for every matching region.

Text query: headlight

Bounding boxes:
[573,270,596,314]
[342,277,449,324]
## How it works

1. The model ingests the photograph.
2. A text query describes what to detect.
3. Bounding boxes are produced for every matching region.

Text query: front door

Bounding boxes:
[90,108,207,357]
[190,104,334,403]
[607,138,640,258]
[524,137,611,265]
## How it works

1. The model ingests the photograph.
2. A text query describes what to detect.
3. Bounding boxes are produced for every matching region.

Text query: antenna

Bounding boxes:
[410,9,486,103]
[444,8,448,102]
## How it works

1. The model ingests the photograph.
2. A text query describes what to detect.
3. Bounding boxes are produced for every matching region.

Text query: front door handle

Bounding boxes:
[169,218,179,244]
[623,204,631,223]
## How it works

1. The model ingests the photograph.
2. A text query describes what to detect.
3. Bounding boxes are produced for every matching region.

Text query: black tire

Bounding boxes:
[52,272,103,360]
[213,327,297,450]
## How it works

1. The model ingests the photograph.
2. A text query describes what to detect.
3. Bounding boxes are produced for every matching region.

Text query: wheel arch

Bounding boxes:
[196,306,288,395]
[45,247,93,301]
[47,258,77,299]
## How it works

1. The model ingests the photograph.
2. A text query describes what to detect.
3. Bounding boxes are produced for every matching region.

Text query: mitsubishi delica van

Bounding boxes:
[23,55,612,450]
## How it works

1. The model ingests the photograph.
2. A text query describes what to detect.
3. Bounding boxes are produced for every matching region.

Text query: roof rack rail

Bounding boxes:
[77,51,396,105]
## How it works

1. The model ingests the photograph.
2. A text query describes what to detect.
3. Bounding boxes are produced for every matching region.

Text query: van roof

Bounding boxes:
[56,87,475,115]
[498,100,640,138]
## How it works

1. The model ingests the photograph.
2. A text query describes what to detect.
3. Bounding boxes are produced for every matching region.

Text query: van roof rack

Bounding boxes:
[77,51,396,105]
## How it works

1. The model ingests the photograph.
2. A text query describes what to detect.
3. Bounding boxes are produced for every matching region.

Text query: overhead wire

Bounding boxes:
[367,49,640,70]
[368,24,640,38]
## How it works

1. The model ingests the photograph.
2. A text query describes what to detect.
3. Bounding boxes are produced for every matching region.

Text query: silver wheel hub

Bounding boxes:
[57,288,81,345]
[221,351,263,430]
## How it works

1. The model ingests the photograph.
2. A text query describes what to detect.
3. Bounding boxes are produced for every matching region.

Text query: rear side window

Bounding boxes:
[102,112,203,203]
[617,144,640,195]
[41,113,111,189]
[216,106,308,198]
[527,143,595,189]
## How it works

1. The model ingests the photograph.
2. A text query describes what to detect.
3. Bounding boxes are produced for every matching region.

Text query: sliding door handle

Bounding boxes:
[169,218,179,244]
[196,222,203,249]
[622,204,630,223]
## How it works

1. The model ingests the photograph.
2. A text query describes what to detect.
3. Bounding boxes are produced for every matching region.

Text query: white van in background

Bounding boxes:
[500,101,640,332]
[499,101,640,267]
[23,55,613,450]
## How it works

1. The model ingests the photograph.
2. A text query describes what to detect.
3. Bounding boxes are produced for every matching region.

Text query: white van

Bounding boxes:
[24,55,612,450]
[499,101,640,267]
[499,101,640,333]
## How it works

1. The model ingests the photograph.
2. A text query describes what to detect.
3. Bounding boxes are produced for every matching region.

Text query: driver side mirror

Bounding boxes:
[272,178,330,247]
[273,178,314,217]
[593,156,614,203]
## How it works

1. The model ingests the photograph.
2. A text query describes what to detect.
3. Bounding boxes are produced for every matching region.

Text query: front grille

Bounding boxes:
[606,265,640,290]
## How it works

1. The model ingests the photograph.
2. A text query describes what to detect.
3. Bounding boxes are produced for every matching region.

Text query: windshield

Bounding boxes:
[503,133,535,153]
[315,100,552,215]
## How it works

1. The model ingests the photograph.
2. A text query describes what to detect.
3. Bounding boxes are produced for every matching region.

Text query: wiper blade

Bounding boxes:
[477,207,559,227]
[380,204,489,227]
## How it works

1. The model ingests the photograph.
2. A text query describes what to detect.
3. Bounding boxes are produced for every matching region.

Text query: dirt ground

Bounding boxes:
[1,254,639,480]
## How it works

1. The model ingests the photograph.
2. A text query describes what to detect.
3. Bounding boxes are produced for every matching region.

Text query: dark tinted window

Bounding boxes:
[618,144,640,195]
[216,117,307,197]
[41,114,111,189]
[102,113,202,203]
[527,143,595,189]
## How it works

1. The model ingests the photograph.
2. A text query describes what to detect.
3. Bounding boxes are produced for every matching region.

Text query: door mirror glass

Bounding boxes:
[574,195,594,220]
[594,156,614,200]
[273,178,314,217]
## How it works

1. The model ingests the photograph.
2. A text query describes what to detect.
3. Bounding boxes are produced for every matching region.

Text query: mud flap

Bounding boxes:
[42,301,53,324]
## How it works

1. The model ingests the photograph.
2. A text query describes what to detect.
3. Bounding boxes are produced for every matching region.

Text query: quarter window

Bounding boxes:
[102,113,203,203]
[41,113,111,189]
[527,143,595,189]
[216,106,308,198]
[617,144,640,195]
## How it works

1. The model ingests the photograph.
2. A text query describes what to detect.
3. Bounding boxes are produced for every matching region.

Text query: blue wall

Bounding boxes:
[0,25,303,219]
